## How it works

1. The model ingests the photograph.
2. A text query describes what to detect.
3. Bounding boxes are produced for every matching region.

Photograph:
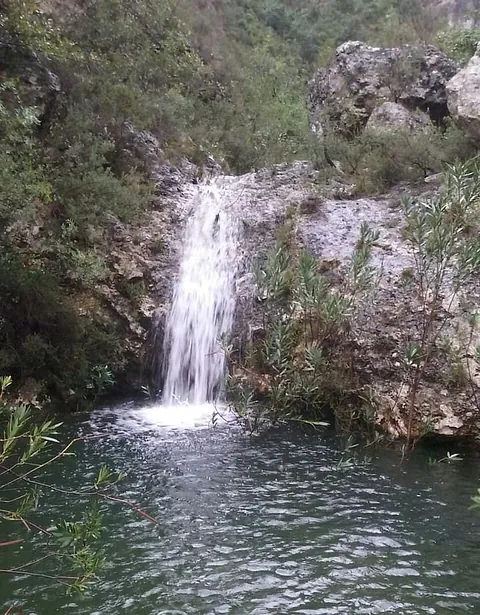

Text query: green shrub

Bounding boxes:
[116,278,147,303]
[437,26,480,64]
[0,251,123,404]
[400,158,480,447]
[324,124,476,194]
[0,82,52,228]
[0,376,160,595]
[53,165,148,229]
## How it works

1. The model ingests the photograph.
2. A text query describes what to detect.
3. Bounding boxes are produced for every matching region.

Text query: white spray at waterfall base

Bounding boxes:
[161,181,239,405]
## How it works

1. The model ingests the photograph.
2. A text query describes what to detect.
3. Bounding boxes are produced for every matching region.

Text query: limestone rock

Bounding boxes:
[424,172,444,184]
[447,44,480,140]
[117,122,165,175]
[434,0,480,26]
[113,256,144,282]
[435,404,464,436]
[365,102,430,134]
[219,163,480,443]
[308,41,458,136]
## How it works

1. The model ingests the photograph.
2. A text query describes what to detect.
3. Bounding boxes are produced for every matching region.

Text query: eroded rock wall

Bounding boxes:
[435,0,480,26]
[224,162,480,444]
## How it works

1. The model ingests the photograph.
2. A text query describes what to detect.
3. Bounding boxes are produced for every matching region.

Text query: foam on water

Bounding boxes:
[126,402,218,431]
[89,402,227,435]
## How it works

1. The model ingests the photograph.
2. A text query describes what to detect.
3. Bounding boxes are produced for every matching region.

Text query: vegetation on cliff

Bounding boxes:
[229,159,480,447]
[228,208,380,434]
[0,0,478,406]
[3,0,480,604]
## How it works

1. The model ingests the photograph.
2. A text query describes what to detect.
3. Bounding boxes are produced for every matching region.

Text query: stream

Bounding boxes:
[1,403,480,614]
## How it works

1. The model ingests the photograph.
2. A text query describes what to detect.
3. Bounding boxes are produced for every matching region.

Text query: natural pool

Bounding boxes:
[1,403,480,614]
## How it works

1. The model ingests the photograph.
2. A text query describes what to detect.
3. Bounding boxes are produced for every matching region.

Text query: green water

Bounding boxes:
[1,403,480,614]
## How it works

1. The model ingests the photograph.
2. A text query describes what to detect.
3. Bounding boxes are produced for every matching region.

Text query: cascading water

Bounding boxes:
[161,180,239,405]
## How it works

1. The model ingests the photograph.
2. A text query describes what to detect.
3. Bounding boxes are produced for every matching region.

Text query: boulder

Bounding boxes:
[308,41,458,136]
[447,44,480,140]
[365,102,430,134]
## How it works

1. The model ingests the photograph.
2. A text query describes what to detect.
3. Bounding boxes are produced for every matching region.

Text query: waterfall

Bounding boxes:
[161,180,239,405]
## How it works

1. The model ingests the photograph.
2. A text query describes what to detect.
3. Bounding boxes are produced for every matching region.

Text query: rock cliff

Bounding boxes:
[222,163,480,444]
[435,0,480,26]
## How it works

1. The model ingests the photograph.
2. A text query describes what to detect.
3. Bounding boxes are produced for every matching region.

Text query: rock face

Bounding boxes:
[447,44,480,140]
[0,42,64,133]
[434,0,480,26]
[365,102,430,134]
[215,163,480,444]
[308,41,458,136]
[93,139,198,390]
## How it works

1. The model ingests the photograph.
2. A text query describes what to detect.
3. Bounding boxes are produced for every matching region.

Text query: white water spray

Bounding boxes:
[161,181,239,405]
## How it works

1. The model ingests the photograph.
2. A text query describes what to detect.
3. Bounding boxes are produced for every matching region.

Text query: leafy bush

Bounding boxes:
[437,26,480,64]
[0,251,123,404]
[0,81,51,228]
[323,123,476,194]
[399,158,480,447]
[53,162,149,231]
[0,375,158,595]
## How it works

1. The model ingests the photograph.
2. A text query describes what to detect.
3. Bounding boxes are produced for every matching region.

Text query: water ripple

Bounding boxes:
[2,406,480,614]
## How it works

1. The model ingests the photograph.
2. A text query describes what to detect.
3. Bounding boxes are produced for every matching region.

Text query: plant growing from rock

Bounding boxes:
[473,488,480,509]
[229,214,380,432]
[321,121,474,195]
[400,158,480,448]
[382,51,422,104]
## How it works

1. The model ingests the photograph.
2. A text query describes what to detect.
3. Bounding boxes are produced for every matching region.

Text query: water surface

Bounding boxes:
[1,403,480,614]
